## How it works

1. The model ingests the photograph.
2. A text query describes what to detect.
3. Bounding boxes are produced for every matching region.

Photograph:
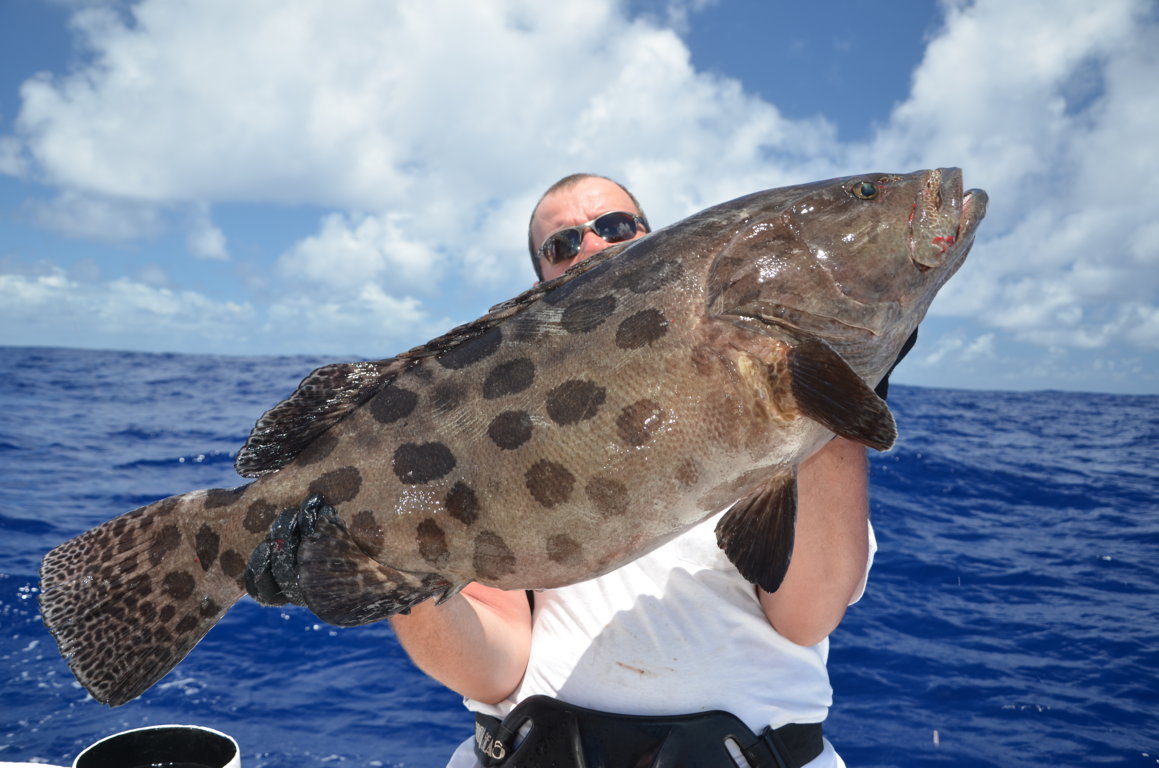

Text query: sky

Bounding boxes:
[1,0,1157,394]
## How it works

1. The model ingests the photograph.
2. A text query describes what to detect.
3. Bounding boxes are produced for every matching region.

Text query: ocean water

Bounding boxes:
[1,345,1156,767]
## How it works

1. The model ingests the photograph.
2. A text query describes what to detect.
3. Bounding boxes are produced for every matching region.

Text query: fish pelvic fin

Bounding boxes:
[296,508,456,626]
[788,338,897,451]
[39,489,250,706]
[715,473,797,593]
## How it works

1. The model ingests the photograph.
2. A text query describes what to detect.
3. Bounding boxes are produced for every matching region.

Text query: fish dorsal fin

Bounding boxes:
[236,358,409,477]
[789,338,897,451]
[715,472,797,593]
[235,244,628,478]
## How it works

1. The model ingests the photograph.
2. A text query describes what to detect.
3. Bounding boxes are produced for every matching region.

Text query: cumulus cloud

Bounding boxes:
[277,211,442,294]
[863,0,1159,354]
[24,190,165,242]
[0,0,1155,385]
[0,264,254,350]
[186,204,229,261]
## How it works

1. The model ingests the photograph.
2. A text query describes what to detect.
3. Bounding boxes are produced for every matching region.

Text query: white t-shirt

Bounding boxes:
[446,511,875,768]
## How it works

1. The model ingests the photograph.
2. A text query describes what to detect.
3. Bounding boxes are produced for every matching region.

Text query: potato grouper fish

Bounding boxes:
[39,168,988,706]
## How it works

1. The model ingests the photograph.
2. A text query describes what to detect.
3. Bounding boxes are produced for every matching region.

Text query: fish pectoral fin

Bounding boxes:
[715,473,797,593]
[788,338,897,451]
[295,508,452,627]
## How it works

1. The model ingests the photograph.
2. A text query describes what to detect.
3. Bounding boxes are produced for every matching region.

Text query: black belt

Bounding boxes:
[474,695,823,768]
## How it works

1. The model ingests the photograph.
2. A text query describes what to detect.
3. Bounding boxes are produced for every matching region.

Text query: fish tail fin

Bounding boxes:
[39,487,251,706]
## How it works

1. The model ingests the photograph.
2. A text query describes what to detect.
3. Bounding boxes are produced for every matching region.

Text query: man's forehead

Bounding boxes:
[534,178,638,231]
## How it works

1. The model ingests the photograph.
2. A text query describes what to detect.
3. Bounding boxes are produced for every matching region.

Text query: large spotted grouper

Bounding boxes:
[40,168,987,706]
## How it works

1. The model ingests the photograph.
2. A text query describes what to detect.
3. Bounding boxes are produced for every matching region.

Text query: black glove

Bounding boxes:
[874,328,918,401]
[244,493,334,607]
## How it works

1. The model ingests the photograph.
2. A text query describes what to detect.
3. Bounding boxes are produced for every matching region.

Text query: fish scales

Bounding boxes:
[39,168,988,705]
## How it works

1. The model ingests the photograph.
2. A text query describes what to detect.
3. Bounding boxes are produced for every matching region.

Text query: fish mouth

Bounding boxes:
[911,168,988,271]
[959,187,988,244]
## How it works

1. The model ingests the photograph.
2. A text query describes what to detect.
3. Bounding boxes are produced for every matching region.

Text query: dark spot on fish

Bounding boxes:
[393,442,457,485]
[351,510,384,556]
[408,363,434,383]
[562,295,617,334]
[297,431,339,466]
[473,531,517,580]
[488,410,533,450]
[139,601,157,622]
[690,344,721,377]
[417,519,450,567]
[308,466,362,503]
[199,597,221,617]
[175,614,199,635]
[616,258,682,294]
[430,382,465,414]
[219,549,246,580]
[541,275,584,306]
[616,309,669,349]
[244,499,278,534]
[547,534,583,565]
[159,604,176,624]
[370,386,419,424]
[194,524,220,571]
[507,314,543,344]
[445,481,480,525]
[205,485,247,509]
[126,573,153,596]
[483,358,536,400]
[149,525,182,566]
[438,326,503,370]
[526,460,575,508]
[617,399,666,446]
[546,380,606,425]
[162,571,195,601]
[586,476,630,517]
[676,458,700,488]
[154,497,180,517]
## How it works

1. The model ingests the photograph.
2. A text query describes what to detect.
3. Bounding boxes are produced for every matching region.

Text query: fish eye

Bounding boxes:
[851,181,879,200]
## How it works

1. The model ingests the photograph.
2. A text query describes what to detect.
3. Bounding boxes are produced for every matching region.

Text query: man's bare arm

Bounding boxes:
[759,437,870,646]
[389,582,532,703]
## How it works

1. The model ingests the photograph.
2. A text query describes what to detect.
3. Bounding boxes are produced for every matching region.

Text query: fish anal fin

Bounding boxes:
[788,338,897,451]
[715,473,797,593]
[298,513,451,626]
[39,491,246,706]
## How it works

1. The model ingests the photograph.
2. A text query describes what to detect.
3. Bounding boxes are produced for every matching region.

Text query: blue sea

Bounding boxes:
[1,345,1156,767]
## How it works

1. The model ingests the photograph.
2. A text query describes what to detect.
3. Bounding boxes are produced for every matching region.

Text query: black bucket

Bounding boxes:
[73,725,240,768]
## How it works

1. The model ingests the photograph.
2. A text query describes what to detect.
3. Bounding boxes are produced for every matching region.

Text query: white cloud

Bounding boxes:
[0,136,27,176]
[264,284,448,357]
[23,190,165,242]
[0,0,1156,388]
[0,264,254,350]
[186,204,229,261]
[277,211,442,295]
[918,330,996,367]
[868,0,1159,356]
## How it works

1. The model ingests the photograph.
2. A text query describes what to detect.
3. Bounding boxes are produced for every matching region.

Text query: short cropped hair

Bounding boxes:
[527,173,646,281]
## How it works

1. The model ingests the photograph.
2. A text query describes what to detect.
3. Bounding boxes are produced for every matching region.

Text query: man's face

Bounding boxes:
[530,177,648,281]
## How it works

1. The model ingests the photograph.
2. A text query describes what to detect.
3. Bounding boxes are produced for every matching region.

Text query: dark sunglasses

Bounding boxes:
[537,211,651,265]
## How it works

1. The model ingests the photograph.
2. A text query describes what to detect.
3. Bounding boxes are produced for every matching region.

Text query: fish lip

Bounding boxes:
[959,187,989,243]
[910,168,985,271]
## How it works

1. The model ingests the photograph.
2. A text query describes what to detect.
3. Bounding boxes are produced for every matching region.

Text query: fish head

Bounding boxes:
[708,168,988,380]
